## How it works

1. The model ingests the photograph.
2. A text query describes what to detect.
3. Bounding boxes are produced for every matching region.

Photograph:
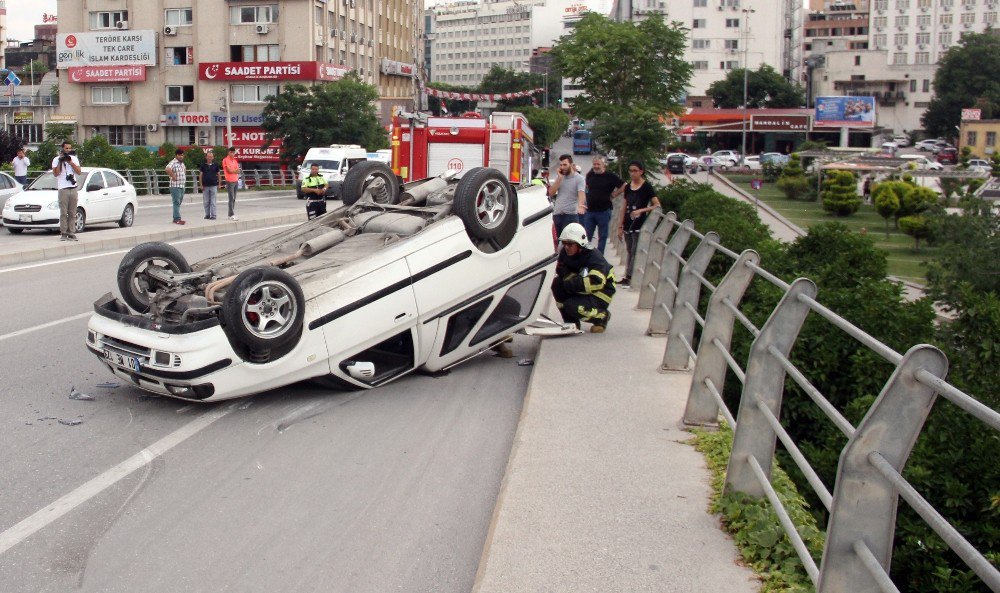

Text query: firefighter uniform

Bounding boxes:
[552,244,616,329]
[302,173,328,219]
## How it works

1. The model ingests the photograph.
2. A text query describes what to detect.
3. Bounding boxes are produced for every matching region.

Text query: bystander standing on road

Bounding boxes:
[52,141,81,241]
[547,154,586,243]
[12,148,30,186]
[165,149,187,225]
[583,155,625,254]
[301,164,328,219]
[617,160,660,286]
[199,151,221,220]
[551,222,616,333]
[222,147,241,221]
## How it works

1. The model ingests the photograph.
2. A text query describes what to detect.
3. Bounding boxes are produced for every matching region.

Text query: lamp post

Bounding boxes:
[218,87,232,148]
[740,7,755,166]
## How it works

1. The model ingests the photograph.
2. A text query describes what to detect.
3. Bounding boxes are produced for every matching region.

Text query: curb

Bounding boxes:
[0,212,306,268]
[710,171,807,237]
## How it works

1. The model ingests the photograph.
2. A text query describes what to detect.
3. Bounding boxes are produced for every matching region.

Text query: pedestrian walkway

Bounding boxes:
[474,244,759,593]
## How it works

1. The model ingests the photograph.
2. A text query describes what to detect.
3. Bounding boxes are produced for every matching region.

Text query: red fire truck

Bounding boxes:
[389,111,540,185]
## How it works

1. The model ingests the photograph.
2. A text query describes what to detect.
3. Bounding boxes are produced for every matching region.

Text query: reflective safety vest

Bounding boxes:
[302,174,326,198]
[556,247,616,304]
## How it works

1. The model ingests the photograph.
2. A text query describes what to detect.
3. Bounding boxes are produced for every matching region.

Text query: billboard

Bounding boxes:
[198,62,351,82]
[814,96,876,128]
[57,31,157,69]
[68,65,146,83]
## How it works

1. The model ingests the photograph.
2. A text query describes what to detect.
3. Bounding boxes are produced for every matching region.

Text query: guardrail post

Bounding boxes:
[637,212,677,309]
[628,210,665,292]
[611,198,626,264]
[660,231,718,371]
[683,249,760,425]
[817,345,948,593]
[646,219,695,335]
[725,278,817,496]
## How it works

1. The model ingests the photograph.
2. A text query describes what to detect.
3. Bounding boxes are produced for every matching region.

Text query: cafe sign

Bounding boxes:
[751,114,811,132]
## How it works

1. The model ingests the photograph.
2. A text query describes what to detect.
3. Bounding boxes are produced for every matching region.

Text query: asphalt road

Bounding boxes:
[0,228,537,593]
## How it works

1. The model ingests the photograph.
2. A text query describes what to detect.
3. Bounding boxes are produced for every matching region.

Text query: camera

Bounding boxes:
[65,173,76,185]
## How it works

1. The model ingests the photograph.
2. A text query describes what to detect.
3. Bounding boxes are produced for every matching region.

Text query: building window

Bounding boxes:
[896,0,911,8]
[986,131,997,145]
[874,34,887,46]
[876,0,889,8]
[874,16,888,26]
[722,60,739,69]
[893,52,908,64]
[725,18,740,27]
[986,11,998,22]
[692,39,710,49]
[165,127,196,146]
[724,39,740,50]
[910,79,918,91]
[230,5,279,24]
[918,0,932,6]
[917,14,931,25]
[692,19,706,28]
[90,11,128,29]
[941,0,954,7]
[166,47,193,65]
[693,0,708,6]
[9,124,43,144]
[855,55,862,65]
[97,126,146,147]
[895,15,910,26]
[894,33,908,45]
[916,32,931,43]
[923,78,931,91]
[691,60,709,69]
[91,86,128,104]
[165,8,193,27]
[967,131,977,145]
[231,84,280,103]
[166,85,194,103]
[940,31,953,44]
[915,51,930,63]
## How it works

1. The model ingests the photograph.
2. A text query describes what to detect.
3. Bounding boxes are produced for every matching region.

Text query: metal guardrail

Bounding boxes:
[17,168,296,195]
[609,207,1000,593]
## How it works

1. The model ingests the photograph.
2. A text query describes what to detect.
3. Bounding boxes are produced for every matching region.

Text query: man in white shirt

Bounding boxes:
[11,148,30,186]
[51,141,82,241]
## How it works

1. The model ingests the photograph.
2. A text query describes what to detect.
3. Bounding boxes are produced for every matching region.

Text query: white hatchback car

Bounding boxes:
[86,164,557,402]
[2,167,137,234]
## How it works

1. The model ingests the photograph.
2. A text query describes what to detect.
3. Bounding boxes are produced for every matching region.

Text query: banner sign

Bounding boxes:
[381,58,415,77]
[57,30,157,69]
[48,114,78,123]
[425,87,544,101]
[814,96,876,128]
[68,65,146,83]
[199,61,351,81]
[751,114,810,132]
[13,111,33,124]
[163,112,266,127]
[961,108,982,121]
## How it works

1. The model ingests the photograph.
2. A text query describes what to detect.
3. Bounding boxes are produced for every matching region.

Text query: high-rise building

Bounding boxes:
[0,0,8,70]
[54,0,423,168]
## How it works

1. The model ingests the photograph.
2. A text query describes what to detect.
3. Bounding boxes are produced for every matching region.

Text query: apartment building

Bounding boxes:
[0,1,7,70]
[804,0,870,55]
[55,0,422,166]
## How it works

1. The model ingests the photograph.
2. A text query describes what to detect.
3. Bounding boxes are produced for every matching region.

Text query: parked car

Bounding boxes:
[663,153,699,173]
[85,164,557,402]
[899,154,943,170]
[2,168,137,235]
[0,172,23,226]
[967,158,992,172]
[915,139,948,152]
[712,150,742,163]
[931,143,955,155]
[700,154,737,170]
[759,152,791,166]
[891,134,910,147]
[738,155,763,171]
[937,147,959,165]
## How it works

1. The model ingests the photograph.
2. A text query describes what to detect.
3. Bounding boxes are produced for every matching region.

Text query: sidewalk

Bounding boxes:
[474,244,759,593]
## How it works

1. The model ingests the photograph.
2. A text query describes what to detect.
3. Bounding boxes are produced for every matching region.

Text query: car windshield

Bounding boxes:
[26,171,83,190]
[304,160,340,171]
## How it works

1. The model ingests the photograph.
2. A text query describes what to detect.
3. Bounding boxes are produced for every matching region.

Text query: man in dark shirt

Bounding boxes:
[198,151,221,220]
[583,155,625,254]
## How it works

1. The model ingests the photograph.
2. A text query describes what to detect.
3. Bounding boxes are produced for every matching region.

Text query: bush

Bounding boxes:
[874,188,900,237]
[761,161,783,182]
[776,175,812,201]
[898,215,932,249]
[821,170,861,215]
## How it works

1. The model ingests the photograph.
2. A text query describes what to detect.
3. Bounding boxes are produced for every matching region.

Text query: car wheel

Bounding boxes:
[74,208,86,234]
[118,204,134,228]
[223,267,304,358]
[7,227,23,234]
[117,242,193,312]
[341,161,400,206]
[453,167,519,248]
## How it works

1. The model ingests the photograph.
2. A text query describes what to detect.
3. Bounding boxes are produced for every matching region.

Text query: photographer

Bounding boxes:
[51,141,82,241]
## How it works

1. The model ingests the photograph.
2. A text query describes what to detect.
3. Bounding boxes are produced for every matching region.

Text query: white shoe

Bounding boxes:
[230,215,238,221]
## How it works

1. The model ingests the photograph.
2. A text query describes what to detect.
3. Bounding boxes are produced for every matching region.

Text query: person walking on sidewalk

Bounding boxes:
[52,141,81,241]
[301,164,328,219]
[617,160,660,286]
[551,222,616,333]
[165,149,187,225]
[222,147,241,221]
[583,155,625,254]
[199,151,221,220]
[12,148,30,186]
[547,154,586,243]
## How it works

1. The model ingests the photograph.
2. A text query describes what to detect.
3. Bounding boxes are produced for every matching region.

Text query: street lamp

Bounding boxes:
[218,87,232,148]
[740,7,755,165]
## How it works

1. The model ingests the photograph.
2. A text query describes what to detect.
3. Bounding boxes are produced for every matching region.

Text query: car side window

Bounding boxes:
[87,172,107,191]
[105,172,125,187]
[470,272,546,346]
[0,176,11,189]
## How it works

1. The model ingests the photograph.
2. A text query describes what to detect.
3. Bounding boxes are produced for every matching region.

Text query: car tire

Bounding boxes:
[117,242,193,313]
[7,227,23,234]
[453,167,519,248]
[222,267,304,358]
[118,204,134,228]
[341,161,400,206]
[74,208,86,234]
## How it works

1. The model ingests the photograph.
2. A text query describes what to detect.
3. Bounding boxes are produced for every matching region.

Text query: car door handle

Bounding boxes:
[394,312,407,321]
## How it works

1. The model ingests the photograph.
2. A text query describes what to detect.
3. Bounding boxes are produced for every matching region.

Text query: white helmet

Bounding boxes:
[559,222,589,247]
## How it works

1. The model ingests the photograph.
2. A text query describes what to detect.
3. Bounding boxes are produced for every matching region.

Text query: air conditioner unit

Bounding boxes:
[331,28,338,37]
[351,34,357,42]
[367,39,373,47]
[919,24,926,29]
[197,137,210,146]
[359,37,365,45]
[198,130,210,138]
[942,23,950,28]
[115,20,129,30]
[718,5,725,9]
[256,24,270,34]
[146,123,158,132]
[163,26,177,36]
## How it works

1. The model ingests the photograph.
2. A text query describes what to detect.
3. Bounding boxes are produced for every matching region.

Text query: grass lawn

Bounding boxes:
[725,174,935,284]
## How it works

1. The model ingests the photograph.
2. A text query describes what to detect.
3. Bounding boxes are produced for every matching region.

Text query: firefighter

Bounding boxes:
[301,164,328,219]
[551,222,616,333]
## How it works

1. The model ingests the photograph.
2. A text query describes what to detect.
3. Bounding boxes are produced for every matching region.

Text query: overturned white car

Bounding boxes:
[86,162,556,402]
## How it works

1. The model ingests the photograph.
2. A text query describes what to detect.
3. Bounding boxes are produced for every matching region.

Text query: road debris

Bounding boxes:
[58,419,83,426]
[517,358,534,367]
[96,382,121,389]
[69,385,95,401]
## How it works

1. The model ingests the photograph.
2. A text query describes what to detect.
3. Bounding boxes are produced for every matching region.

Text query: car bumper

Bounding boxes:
[3,216,60,229]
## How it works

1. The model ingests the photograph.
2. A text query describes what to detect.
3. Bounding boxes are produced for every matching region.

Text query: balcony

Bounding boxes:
[0,95,59,107]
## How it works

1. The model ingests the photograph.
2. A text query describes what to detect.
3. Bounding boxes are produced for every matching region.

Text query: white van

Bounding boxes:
[899,154,943,170]
[296,145,370,200]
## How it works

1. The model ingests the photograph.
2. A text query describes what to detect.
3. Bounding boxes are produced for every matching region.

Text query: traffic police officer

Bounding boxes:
[302,164,328,219]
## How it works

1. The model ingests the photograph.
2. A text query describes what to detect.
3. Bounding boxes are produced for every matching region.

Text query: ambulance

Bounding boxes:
[389,111,541,185]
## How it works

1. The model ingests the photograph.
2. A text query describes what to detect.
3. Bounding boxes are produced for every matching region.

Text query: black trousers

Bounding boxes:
[552,278,609,326]
[306,200,327,219]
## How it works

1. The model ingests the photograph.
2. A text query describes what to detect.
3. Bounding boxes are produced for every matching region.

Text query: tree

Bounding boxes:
[77,135,127,170]
[510,106,569,150]
[0,129,26,164]
[776,154,812,200]
[874,188,900,238]
[550,13,691,165]
[261,74,387,165]
[872,180,915,227]
[898,215,932,249]
[44,122,76,143]
[425,82,478,116]
[706,64,806,108]
[479,65,555,111]
[19,58,49,82]
[921,32,1000,138]
[821,170,861,215]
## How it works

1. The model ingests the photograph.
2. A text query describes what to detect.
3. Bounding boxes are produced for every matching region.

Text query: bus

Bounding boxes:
[572,130,593,155]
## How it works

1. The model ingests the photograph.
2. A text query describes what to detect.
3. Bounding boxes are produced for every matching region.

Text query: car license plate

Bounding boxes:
[102,349,141,373]
[19,214,30,222]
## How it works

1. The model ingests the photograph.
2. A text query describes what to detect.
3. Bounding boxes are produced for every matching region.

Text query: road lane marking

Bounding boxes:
[0,223,299,275]
[0,404,236,556]
[0,312,92,343]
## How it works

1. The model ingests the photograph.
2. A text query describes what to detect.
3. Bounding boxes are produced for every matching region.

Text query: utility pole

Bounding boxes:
[740,7,755,165]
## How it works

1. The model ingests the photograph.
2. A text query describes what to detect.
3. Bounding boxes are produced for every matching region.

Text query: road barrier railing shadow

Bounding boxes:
[621,210,1000,593]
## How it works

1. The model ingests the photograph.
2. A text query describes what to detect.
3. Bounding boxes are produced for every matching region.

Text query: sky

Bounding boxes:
[6,0,58,42]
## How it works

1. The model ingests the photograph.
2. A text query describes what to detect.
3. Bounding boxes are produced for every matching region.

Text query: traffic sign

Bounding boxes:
[4,71,21,87]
